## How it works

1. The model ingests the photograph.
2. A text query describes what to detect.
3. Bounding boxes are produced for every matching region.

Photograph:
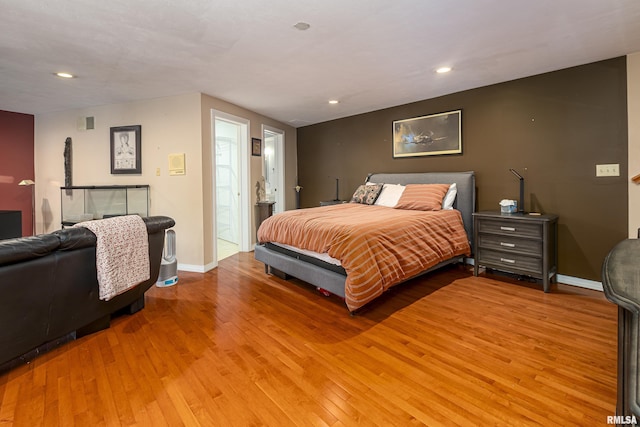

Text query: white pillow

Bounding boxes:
[442,183,457,210]
[374,183,405,207]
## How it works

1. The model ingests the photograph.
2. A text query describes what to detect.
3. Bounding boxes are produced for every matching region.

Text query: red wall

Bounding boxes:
[0,110,35,236]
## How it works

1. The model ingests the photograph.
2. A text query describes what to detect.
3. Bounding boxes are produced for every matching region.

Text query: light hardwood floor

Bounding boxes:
[0,253,617,426]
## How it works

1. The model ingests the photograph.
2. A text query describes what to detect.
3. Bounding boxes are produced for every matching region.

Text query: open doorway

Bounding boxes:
[212,111,250,263]
[262,125,285,214]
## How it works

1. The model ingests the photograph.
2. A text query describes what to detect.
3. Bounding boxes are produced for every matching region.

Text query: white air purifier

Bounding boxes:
[156,229,178,287]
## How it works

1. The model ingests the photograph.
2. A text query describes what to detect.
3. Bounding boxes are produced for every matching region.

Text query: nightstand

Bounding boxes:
[256,201,275,232]
[320,200,348,206]
[473,211,558,292]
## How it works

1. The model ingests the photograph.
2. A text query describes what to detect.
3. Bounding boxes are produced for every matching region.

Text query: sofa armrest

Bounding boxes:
[143,216,176,234]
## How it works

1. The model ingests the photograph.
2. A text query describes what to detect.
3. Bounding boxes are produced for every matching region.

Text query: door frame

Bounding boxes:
[262,124,285,214]
[212,110,251,266]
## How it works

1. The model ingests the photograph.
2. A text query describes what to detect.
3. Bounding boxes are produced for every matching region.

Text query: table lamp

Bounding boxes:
[509,169,524,213]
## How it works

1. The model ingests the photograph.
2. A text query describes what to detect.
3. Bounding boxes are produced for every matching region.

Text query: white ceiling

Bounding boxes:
[2,0,640,127]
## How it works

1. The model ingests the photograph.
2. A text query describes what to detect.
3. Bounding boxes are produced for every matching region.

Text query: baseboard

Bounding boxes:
[177,262,217,273]
[556,274,603,292]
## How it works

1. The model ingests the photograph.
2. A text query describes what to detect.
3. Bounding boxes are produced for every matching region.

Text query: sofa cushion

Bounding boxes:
[0,235,60,266]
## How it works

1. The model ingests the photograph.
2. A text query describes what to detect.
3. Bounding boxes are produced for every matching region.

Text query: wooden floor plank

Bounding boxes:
[0,253,617,426]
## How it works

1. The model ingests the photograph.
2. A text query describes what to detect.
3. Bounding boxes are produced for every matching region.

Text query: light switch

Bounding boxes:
[596,164,620,177]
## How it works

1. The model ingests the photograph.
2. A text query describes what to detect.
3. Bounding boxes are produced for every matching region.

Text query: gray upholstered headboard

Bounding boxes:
[366,171,476,246]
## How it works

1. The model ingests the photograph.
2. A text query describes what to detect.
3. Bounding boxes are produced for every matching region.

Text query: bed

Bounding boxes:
[255,171,476,312]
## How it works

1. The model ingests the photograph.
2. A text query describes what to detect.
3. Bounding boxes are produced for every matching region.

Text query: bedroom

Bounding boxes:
[2,1,640,424]
[3,57,637,280]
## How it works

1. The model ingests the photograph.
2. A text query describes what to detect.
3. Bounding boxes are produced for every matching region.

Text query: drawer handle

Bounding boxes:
[500,242,516,248]
[500,257,516,264]
[500,226,516,232]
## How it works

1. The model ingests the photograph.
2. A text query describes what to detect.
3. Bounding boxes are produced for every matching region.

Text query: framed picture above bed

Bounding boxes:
[392,109,461,158]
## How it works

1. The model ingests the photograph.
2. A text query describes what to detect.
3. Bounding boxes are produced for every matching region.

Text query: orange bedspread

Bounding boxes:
[257,203,471,311]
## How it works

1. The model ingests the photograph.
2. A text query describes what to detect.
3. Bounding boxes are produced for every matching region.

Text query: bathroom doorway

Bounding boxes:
[262,125,285,214]
[212,111,250,263]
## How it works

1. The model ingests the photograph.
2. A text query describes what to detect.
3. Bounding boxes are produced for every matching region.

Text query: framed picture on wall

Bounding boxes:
[110,125,142,174]
[392,110,462,158]
[252,137,262,156]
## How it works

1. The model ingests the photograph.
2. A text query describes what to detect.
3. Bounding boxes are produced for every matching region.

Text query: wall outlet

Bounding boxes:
[156,167,161,176]
[596,164,620,177]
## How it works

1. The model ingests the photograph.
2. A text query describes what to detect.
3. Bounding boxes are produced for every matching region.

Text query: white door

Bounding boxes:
[212,111,251,263]
[262,125,285,214]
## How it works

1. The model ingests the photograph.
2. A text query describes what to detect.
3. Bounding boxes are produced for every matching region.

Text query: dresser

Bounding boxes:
[256,201,276,232]
[473,211,558,292]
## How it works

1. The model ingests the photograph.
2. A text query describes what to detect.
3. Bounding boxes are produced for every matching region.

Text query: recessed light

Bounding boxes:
[328,100,339,104]
[436,67,452,74]
[293,22,311,31]
[55,72,75,78]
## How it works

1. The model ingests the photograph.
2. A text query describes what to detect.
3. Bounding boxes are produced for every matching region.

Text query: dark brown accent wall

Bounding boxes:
[0,110,35,237]
[297,57,628,281]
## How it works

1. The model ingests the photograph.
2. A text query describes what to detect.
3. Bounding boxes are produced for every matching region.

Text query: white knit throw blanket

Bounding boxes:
[76,215,150,301]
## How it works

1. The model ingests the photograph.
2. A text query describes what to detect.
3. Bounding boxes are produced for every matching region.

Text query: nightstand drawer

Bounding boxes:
[478,219,542,238]
[478,234,541,255]
[477,249,542,274]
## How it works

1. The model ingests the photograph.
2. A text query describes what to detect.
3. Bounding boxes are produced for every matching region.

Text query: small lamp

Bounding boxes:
[18,179,35,235]
[509,169,524,213]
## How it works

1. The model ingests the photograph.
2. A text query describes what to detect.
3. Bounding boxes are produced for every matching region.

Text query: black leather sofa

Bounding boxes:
[0,216,175,369]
